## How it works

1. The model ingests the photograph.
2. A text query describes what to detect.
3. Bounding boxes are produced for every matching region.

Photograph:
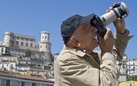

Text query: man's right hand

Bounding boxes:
[98,28,115,56]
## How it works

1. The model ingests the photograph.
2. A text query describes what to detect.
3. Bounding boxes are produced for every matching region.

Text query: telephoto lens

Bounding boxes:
[90,2,129,36]
[100,2,129,26]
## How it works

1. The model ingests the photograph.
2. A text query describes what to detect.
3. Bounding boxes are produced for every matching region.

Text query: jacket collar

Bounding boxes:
[63,45,86,57]
[62,45,100,69]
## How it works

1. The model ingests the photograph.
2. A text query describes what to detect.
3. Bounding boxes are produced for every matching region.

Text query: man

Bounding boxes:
[54,9,132,86]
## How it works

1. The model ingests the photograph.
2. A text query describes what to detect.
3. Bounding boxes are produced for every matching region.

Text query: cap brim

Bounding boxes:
[80,13,95,25]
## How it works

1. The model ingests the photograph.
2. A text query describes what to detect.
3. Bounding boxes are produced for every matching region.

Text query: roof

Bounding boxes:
[0,71,54,83]
[15,74,54,83]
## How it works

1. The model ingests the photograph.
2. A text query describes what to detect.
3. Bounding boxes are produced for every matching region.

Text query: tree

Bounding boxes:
[26,49,31,57]
[128,75,137,81]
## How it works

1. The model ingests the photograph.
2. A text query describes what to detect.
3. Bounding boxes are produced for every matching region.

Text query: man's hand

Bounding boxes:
[106,5,126,33]
[113,18,126,33]
[98,28,115,56]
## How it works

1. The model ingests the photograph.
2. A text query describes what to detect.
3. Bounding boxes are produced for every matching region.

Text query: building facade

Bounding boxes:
[1,31,51,54]
[0,31,53,79]
[118,54,137,82]
[118,54,128,82]
[0,72,54,86]
[127,59,137,76]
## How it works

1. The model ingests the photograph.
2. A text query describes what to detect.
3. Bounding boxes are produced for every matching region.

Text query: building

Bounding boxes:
[0,31,53,78]
[0,31,52,60]
[118,54,128,82]
[127,59,137,76]
[0,54,17,72]
[118,54,137,83]
[133,59,137,75]
[0,71,54,86]
[119,81,137,86]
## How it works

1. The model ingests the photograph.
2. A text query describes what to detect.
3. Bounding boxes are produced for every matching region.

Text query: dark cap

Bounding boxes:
[61,13,95,44]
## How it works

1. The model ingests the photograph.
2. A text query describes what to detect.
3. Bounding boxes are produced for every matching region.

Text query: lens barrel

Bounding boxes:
[90,2,129,36]
[100,2,129,25]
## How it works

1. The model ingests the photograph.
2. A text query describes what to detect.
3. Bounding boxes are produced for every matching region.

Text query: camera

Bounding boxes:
[90,2,129,36]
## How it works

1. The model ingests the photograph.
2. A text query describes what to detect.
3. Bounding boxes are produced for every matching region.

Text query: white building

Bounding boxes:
[39,31,51,52]
[0,71,54,86]
[0,31,53,78]
[127,59,137,76]
[133,59,137,75]
[0,62,16,71]
[0,31,52,60]
[118,54,128,82]
[0,55,17,72]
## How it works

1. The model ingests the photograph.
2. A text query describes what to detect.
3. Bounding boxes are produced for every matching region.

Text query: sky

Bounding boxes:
[0,0,136,59]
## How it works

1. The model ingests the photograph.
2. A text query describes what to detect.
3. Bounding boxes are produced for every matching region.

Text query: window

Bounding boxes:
[16,41,19,45]
[26,43,28,47]
[32,83,36,86]
[44,66,51,70]
[31,39,33,42]
[26,38,28,41]
[11,64,13,69]
[21,82,24,86]
[21,42,23,46]
[30,43,33,47]
[11,41,14,44]
[6,80,10,86]
[46,46,48,49]
[42,84,50,86]
[1,48,3,54]
[42,36,44,39]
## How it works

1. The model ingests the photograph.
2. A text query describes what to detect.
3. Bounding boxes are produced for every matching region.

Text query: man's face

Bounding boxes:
[75,22,98,52]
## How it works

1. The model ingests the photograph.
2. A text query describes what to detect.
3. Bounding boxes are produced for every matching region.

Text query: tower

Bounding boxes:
[3,32,12,47]
[38,31,51,52]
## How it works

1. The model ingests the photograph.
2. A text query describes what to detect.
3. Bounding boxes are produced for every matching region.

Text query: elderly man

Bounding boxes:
[54,9,132,86]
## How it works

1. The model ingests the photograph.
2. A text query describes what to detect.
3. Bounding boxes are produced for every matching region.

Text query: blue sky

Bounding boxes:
[0,0,136,59]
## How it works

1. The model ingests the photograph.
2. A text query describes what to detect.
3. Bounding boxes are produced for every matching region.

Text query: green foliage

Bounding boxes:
[128,75,137,81]
[26,49,31,57]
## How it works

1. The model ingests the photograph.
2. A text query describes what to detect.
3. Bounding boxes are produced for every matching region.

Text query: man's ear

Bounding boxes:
[70,36,79,46]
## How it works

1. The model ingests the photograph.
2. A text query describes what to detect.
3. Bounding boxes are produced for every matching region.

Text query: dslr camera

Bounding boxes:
[90,2,129,36]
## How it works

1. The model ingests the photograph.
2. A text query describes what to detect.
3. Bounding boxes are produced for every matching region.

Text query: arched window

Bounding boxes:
[46,46,48,49]
[26,43,28,47]
[16,41,18,45]
[30,43,33,47]
[21,42,23,46]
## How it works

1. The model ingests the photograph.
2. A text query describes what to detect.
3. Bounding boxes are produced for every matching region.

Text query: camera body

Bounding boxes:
[90,2,129,36]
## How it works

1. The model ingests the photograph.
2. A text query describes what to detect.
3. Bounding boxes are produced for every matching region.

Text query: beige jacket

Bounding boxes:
[54,29,133,86]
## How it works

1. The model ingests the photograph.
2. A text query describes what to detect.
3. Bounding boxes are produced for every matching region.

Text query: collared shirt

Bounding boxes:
[54,29,133,86]
[54,46,119,86]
